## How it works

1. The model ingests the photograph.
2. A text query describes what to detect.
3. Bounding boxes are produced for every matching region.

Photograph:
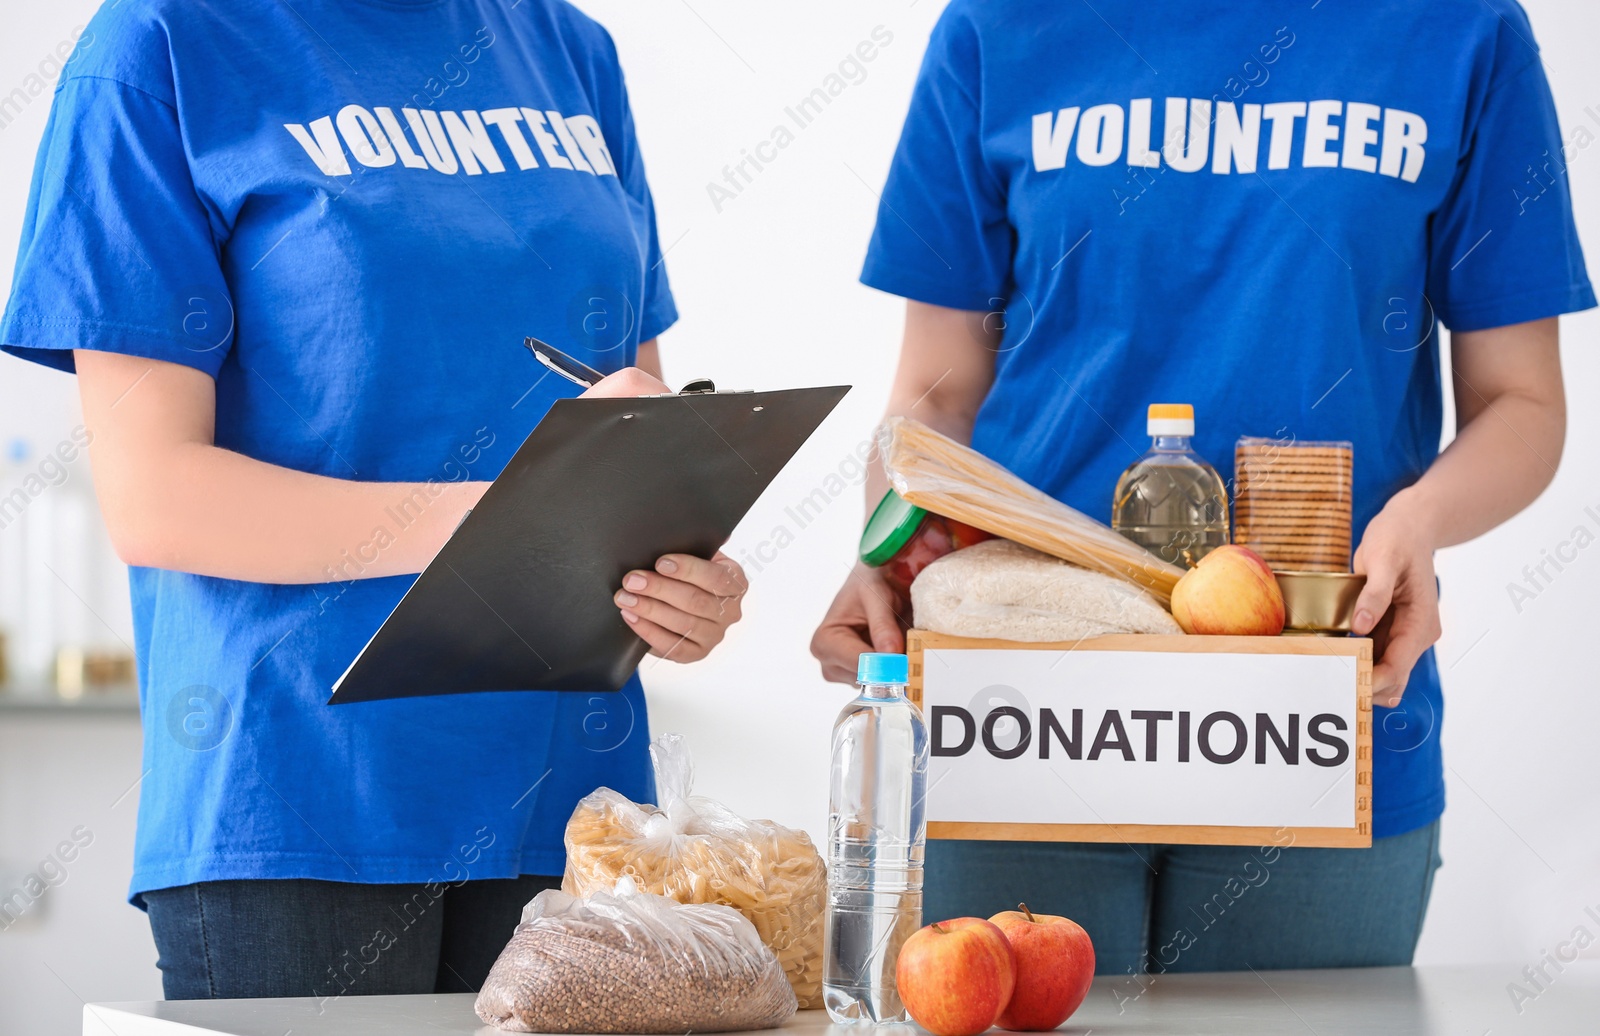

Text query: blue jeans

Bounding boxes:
[926,821,1441,974]
[143,875,560,999]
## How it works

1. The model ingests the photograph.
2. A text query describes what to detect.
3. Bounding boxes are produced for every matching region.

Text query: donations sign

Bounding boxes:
[908,632,1372,848]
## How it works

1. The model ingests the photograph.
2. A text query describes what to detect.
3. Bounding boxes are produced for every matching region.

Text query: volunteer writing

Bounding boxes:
[813,0,1591,972]
[0,0,748,1000]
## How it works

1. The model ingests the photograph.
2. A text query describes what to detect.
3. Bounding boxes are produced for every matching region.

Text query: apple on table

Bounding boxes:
[988,906,1095,1031]
[896,917,1016,1036]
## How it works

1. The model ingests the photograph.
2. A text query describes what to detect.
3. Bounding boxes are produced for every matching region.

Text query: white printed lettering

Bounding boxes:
[1127,98,1160,169]
[1380,108,1427,182]
[1162,98,1211,173]
[1262,101,1306,171]
[1032,107,1080,171]
[1302,100,1342,168]
[441,110,506,175]
[1076,103,1124,167]
[335,105,396,168]
[564,114,616,176]
[284,118,351,176]
[1212,102,1260,174]
[480,107,539,170]
[1341,102,1381,173]
[404,108,459,174]
[521,108,574,170]
[374,107,428,168]
[545,112,595,174]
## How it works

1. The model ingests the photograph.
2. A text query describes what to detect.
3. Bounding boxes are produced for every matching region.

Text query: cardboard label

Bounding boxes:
[922,647,1359,830]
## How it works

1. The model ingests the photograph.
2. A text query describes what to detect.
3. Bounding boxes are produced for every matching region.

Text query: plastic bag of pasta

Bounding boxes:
[475,878,796,1033]
[563,734,827,1008]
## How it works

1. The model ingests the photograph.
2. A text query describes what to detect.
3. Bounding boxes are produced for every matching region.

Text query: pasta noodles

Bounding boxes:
[563,735,826,1009]
[880,416,1186,604]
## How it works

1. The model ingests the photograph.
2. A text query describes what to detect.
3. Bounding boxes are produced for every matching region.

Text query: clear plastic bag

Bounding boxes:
[563,735,827,1008]
[1232,436,1353,573]
[475,878,797,1033]
[912,539,1182,641]
[879,417,1186,605]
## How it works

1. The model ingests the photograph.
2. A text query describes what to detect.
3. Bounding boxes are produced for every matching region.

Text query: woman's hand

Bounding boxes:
[581,364,747,662]
[1348,316,1565,708]
[810,564,909,684]
[615,552,748,662]
[1350,493,1442,709]
[581,365,670,398]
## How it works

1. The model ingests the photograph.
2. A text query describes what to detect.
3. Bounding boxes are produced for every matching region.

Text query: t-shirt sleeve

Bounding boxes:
[1,76,233,375]
[860,5,1011,311]
[1426,23,1595,332]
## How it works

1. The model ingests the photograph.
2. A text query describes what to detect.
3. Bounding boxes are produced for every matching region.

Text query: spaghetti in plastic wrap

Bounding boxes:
[879,417,1186,604]
[563,735,827,1008]
[475,878,797,1033]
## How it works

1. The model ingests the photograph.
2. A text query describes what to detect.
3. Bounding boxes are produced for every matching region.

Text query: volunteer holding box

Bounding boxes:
[1,0,747,1000]
[813,0,1591,971]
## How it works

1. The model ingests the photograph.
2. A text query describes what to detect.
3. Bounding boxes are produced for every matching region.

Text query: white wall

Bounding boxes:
[0,0,1596,1031]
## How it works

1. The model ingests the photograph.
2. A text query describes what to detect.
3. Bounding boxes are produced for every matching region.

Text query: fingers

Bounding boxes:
[615,553,747,664]
[1350,551,1395,637]
[616,566,742,627]
[850,569,907,653]
[581,366,671,399]
[1369,594,1441,707]
[656,552,749,598]
[622,608,713,663]
[614,554,745,627]
[809,566,909,684]
[811,625,874,685]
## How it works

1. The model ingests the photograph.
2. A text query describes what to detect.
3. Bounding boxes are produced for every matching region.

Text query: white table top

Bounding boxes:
[83,962,1600,1035]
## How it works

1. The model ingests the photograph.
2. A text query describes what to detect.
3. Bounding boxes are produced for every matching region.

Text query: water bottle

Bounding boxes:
[824,652,929,1024]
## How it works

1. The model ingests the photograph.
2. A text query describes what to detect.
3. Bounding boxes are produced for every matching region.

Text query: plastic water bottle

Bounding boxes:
[824,652,929,1024]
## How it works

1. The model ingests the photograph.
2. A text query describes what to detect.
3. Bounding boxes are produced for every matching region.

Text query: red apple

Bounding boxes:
[896,917,1017,1036]
[1170,544,1286,636]
[988,905,1095,1031]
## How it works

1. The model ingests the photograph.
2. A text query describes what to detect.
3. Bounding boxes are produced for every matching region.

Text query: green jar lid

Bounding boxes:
[860,489,928,567]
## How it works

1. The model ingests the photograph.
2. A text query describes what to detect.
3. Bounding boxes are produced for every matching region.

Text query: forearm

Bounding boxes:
[863,393,978,521]
[1386,318,1566,548]
[636,338,662,380]
[98,440,486,583]
[863,301,997,520]
[1395,393,1564,548]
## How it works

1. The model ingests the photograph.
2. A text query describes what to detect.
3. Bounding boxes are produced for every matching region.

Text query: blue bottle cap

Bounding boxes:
[857,652,908,685]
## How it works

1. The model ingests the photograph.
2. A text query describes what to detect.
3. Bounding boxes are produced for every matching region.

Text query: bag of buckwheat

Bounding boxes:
[562,734,827,1008]
[475,878,796,1033]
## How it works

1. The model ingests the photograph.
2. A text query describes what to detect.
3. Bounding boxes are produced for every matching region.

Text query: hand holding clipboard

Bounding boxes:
[329,341,849,703]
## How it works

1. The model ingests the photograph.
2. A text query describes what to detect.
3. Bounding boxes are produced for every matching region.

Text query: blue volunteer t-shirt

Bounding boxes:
[2,0,675,902]
[863,0,1592,838]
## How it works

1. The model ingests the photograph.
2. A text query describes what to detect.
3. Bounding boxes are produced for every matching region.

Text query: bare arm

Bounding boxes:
[76,341,672,586]
[861,302,998,511]
[77,350,485,583]
[1408,317,1565,545]
[636,337,662,381]
[810,301,997,682]
[1353,316,1565,704]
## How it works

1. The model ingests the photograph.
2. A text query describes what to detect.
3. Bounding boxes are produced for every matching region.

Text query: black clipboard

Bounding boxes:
[329,385,849,703]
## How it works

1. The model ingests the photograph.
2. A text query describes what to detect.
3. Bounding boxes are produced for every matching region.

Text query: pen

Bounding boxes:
[524,336,605,389]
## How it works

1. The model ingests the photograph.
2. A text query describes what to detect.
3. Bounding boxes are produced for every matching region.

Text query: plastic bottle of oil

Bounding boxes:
[1112,404,1229,568]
